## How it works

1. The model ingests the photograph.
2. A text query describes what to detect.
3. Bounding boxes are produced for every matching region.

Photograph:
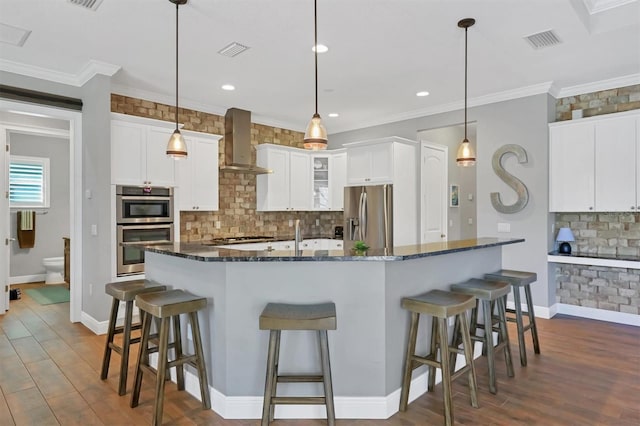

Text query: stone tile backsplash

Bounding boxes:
[111,94,343,241]
[555,213,640,257]
[555,84,640,121]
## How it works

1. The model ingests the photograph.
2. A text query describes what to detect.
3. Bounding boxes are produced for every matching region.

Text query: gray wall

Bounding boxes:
[9,132,69,278]
[330,94,555,309]
[80,74,113,321]
[417,123,477,240]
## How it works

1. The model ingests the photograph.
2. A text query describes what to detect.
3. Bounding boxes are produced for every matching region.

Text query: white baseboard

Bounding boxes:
[10,274,45,285]
[170,341,484,419]
[80,306,141,335]
[552,303,640,327]
[506,300,554,319]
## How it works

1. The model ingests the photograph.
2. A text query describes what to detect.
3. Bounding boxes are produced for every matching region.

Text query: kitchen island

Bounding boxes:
[142,237,523,419]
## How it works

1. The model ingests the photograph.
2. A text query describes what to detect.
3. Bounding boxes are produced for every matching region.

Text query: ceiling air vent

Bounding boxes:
[524,29,562,49]
[218,42,250,58]
[67,0,104,11]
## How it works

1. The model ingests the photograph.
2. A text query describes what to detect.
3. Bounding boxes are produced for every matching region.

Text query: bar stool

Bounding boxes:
[259,302,337,426]
[100,279,166,396]
[399,289,478,426]
[484,270,540,366]
[130,289,210,426]
[450,278,514,394]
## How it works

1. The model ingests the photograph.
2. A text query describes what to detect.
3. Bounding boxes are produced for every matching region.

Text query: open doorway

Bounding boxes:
[0,101,83,322]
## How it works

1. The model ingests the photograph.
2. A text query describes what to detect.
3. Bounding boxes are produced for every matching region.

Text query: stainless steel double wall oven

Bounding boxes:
[116,185,174,276]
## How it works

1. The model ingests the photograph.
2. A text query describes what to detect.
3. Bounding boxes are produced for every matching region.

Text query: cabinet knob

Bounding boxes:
[589,207,593,210]
[632,206,636,210]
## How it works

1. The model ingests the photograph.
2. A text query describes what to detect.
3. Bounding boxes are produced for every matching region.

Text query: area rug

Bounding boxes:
[25,287,70,305]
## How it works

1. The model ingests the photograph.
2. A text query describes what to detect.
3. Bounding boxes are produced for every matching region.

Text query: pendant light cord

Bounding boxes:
[464,25,468,141]
[314,0,319,115]
[175,1,180,130]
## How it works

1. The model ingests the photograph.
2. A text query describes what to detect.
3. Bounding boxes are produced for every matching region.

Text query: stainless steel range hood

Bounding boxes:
[220,108,272,174]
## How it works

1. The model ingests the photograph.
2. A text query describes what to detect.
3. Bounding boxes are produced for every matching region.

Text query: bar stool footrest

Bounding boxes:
[272,396,326,405]
[277,375,323,383]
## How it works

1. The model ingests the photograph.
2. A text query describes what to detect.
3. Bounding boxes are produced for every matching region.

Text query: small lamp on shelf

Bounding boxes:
[556,227,575,254]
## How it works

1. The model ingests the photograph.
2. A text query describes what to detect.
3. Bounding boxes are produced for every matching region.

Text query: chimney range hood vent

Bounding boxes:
[221,108,272,174]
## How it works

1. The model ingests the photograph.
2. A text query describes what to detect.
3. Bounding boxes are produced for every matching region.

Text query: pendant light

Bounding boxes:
[456,18,476,167]
[303,0,328,150]
[166,0,188,159]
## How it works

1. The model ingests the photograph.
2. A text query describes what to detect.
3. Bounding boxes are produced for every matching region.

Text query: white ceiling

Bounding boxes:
[0,0,639,134]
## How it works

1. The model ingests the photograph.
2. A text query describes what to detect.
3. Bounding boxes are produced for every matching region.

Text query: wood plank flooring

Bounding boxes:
[1,284,639,425]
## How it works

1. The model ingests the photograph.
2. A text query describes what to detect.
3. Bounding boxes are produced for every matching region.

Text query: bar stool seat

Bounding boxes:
[400,289,479,426]
[100,279,166,396]
[450,278,514,395]
[131,289,210,426]
[259,302,337,426]
[484,270,540,366]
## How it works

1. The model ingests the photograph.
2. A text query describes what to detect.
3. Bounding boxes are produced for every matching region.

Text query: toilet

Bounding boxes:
[42,257,65,285]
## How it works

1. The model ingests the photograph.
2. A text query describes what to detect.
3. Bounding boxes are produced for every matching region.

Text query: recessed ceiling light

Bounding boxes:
[416,91,430,97]
[221,84,235,91]
[312,44,328,53]
[328,113,339,118]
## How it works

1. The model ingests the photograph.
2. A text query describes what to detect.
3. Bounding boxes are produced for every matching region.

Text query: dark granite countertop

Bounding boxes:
[548,251,640,262]
[141,237,524,262]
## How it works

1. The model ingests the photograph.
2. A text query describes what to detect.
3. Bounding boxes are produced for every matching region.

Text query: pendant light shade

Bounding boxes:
[166,0,188,159]
[303,0,327,150]
[304,113,328,150]
[456,18,476,167]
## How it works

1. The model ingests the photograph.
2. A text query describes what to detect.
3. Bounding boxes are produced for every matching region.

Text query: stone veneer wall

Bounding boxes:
[555,213,640,257]
[555,264,639,314]
[111,95,342,242]
[555,84,640,121]
[554,213,640,314]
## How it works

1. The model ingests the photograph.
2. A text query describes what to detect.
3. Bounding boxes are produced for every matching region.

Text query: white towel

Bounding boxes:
[20,211,34,231]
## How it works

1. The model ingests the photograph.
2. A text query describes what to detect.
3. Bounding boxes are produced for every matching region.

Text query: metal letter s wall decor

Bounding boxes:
[490,144,529,214]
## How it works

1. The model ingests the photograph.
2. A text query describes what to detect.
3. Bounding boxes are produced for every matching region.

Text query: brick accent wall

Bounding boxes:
[555,213,640,257]
[111,95,342,242]
[555,84,640,121]
[555,264,639,314]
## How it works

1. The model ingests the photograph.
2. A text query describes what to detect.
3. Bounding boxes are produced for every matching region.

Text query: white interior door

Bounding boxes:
[1,127,9,313]
[421,142,448,243]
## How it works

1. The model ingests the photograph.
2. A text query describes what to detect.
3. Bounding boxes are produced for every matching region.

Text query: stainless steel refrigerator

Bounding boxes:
[344,184,393,252]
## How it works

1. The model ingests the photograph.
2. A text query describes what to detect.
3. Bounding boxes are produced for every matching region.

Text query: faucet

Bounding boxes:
[294,219,302,255]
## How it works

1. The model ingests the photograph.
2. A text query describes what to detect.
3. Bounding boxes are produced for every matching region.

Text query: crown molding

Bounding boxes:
[77,60,120,86]
[334,81,554,134]
[0,58,120,87]
[582,0,638,14]
[554,73,640,98]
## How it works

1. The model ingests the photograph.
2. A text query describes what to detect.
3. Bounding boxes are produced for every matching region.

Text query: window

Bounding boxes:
[9,155,50,209]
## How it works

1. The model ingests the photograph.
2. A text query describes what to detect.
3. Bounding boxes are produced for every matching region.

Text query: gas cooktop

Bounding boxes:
[209,236,275,245]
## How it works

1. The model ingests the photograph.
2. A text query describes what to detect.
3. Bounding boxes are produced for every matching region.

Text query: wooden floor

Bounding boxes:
[1,284,639,425]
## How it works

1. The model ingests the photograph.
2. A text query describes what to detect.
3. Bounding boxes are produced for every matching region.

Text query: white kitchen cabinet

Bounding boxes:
[311,155,330,210]
[256,145,311,211]
[111,114,177,187]
[290,151,312,210]
[176,134,221,211]
[330,150,347,210]
[346,141,393,184]
[343,137,420,247]
[549,121,595,212]
[549,111,639,212]
[595,116,637,211]
[257,144,346,212]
